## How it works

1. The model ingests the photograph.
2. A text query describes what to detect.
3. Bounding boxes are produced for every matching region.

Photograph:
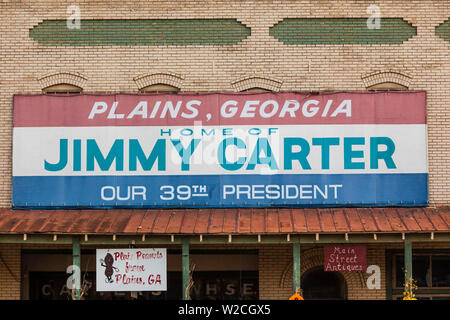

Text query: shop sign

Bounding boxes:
[189,271,258,300]
[96,248,166,291]
[324,245,367,272]
[13,92,428,208]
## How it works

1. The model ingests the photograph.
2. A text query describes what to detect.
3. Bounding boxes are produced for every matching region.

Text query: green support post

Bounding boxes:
[404,241,412,283]
[72,236,81,300]
[182,238,190,300]
[293,242,301,293]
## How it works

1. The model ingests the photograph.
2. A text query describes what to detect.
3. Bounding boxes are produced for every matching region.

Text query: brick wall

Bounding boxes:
[1,0,450,300]
[0,244,21,299]
[1,1,450,206]
[29,19,251,46]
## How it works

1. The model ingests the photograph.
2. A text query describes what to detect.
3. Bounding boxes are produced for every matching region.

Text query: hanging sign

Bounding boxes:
[12,92,428,208]
[96,248,167,292]
[324,245,367,272]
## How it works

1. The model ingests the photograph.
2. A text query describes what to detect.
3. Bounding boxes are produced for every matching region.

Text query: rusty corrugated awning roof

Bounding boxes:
[0,207,449,235]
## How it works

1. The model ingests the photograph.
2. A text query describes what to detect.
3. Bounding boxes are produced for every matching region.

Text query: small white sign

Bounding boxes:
[96,248,167,292]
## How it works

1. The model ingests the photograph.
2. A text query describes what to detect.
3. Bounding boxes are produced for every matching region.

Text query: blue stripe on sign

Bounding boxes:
[12,173,428,209]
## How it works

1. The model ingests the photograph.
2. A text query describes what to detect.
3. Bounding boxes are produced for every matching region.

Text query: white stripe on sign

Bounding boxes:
[13,124,427,176]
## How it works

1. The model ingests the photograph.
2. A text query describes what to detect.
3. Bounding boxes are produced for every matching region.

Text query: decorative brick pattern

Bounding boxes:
[361,70,412,89]
[270,18,417,45]
[231,75,283,92]
[37,71,87,91]
[29,19,251,46]
[436,18,450,43]
[134,72,184,91]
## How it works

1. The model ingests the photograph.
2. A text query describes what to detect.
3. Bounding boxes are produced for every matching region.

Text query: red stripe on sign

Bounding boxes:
[13,92,426,127]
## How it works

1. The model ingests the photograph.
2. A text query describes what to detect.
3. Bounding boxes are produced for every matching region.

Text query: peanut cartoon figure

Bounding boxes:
[100,253,119,283]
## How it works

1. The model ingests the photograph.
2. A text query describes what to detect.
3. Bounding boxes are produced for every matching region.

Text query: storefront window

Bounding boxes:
[190,271,258,300]
[395,255,430,287]
[389,251,450,300]
[42,84,82,94]
[241,87,270,92]
[28,270,258,300]
[22,249,258,300]
[432,256,450,287]
[367,82,408,91]
[139,84,179,93]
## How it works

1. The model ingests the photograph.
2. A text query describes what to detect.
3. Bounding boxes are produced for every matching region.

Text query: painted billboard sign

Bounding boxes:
[12,92,428,208]
[96,248,167,292]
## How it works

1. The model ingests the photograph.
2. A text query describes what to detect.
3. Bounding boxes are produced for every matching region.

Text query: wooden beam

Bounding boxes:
[0,233,448,245]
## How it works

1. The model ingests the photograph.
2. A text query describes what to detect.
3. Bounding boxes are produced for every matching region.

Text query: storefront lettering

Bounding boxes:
[41,281,92,298]
[33,270,257,300]
[191,281,256,298]
[324,245,367,272]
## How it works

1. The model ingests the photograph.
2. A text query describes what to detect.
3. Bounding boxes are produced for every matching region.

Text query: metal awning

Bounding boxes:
[0,207,449,235]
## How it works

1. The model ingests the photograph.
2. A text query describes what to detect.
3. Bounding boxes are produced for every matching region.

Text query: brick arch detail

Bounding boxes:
[279,247,364,293]
[38,71,87,90]
[361,70,412,89]
[231,75,283,92]
[133,72,184,90]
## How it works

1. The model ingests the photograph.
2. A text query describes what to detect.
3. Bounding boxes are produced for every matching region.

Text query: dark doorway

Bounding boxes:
[302,267,347,300]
